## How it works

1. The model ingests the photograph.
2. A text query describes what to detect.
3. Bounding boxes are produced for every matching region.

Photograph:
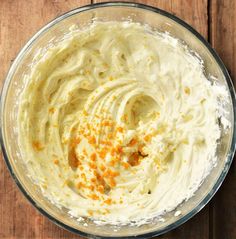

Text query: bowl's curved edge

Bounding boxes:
[0,2,236,238]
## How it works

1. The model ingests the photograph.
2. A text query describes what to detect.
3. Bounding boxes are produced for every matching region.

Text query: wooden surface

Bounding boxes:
[0,0,235,238]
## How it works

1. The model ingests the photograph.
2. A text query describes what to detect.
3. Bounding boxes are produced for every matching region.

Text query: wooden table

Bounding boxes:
[0,1,235,238]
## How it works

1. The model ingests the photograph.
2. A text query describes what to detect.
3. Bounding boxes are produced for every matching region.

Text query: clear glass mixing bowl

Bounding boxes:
[1,2,236,238]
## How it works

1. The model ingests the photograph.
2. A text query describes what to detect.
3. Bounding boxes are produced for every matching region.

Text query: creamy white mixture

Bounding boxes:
[18,22,221,224]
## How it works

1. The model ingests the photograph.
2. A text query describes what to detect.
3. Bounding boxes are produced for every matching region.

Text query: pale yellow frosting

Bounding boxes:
[18,22,220,224]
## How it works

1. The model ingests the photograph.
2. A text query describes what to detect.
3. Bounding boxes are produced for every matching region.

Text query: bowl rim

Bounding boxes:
[1,1,236,238]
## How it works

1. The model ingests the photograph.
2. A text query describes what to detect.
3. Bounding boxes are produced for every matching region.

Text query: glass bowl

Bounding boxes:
[1,2,235,238]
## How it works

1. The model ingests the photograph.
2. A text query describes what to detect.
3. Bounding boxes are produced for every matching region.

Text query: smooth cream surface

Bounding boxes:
[18,22,220,224]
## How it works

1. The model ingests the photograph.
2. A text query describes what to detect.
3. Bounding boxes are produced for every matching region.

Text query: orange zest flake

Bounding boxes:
[98,148,108,159]
[98,177,106,187]
[69,148,79,168]
[94,171,101,179]
[101,120,113,127]
[117,139,122,145]
[91,177,97,183]
[89,162,97,169]
[100,140,112,146]
[116,126,124,133]
[88,135,96,145]
[98,185,105,194]
[32,141,44,151]
[88,185,95,191]
[184,87,190,95]
[93,170,99,177]
[48,107,55,114]
[81,173,87,181]
[116,145,123,154]
[106,141,113,146]
[114,156,121,163]
[103,169,110,178]
[90,152,97,161]
[82,148,88,156]
[110,147,116,156]
[78,128,85,135]
[90,194,99,200]
[53,159,59,165]
[128,138,137,147]
[144,134,152,142]
[87,210,94,216]
[99,164,106,172]
[103,168,119,179]
[107,133,113,139]
[100,140,106,145]
[77,182,85,189]
[128,152,140,166]
[109,160,116,167]
[104,198,112,205]
[110,170,120,177]
[121,114,128,122]
[121,161,130,169]
[71,127,76,133]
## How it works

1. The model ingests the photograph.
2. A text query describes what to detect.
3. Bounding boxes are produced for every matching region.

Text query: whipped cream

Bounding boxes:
[18,22,222,225]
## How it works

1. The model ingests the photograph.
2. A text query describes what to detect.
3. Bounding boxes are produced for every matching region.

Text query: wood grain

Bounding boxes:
[0,0,235,238]
[0,2,89,238]
[93,0,208,37]
[209,1,236,239]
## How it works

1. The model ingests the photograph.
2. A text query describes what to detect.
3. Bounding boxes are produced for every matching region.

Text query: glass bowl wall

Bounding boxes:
[1,2,235,238]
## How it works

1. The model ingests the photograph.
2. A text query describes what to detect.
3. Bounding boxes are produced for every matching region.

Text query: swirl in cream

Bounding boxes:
[18,22,220,224]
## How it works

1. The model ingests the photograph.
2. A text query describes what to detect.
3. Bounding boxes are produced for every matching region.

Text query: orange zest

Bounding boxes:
[68,148,79,168]
[98,185,105,194]
[116,126,124,133]
[90,153,97,161]
[90,194,99,200]
[48,107,55,114]
[144,134,152,142]
[128,138,137,146]
[88,136,96,145]
[32,141,44,151]
[98,148,108,159]
[53,159,59,165]
[104,198,112,205]
[121,161,130,169]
